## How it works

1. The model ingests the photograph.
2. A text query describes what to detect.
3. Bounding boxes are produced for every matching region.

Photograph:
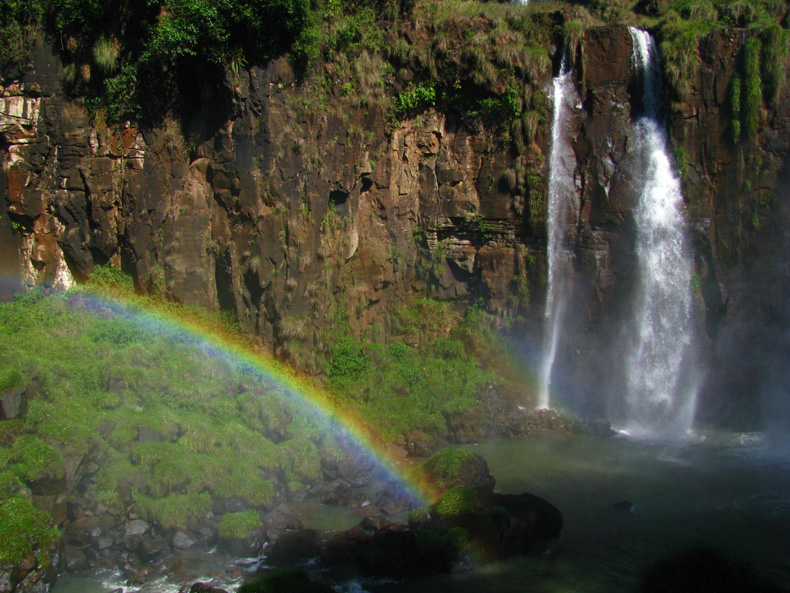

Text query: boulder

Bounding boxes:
[124,519,150,537]
[418,449,496,494]
[0,387,26,420]
[185,583,229,593]
[172,530,198,550]
[264,529,322,565]
[483,492,564,556]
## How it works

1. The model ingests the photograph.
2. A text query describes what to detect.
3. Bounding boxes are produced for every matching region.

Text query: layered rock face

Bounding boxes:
[2,25,789,426]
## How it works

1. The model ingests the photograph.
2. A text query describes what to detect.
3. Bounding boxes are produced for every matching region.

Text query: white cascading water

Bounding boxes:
[622,28,697,437]
[538,50,576,410]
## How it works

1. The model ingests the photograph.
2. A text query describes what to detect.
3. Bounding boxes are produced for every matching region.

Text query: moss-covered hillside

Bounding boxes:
[0,267,532,571]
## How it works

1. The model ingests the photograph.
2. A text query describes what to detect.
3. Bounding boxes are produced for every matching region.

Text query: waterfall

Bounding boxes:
[538,50,576,410]
[621,28,697,437]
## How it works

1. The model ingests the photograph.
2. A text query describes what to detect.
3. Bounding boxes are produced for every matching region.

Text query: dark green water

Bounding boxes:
[373,431,790,593]
[55,431,790,593]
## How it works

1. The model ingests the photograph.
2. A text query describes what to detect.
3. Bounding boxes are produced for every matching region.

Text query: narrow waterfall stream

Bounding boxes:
[620,28,697,437]
[539,50,576,410]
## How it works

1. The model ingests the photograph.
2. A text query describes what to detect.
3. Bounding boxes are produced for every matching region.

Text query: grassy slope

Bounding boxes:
[0,269,525,562]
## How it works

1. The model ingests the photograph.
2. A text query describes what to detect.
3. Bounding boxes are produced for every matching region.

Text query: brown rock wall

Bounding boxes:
[2,26,789,425]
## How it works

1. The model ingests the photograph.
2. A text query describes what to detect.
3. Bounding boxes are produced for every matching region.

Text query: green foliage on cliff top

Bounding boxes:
[0,0,45,71]
[2,0,786,143]
[656,0,789,108]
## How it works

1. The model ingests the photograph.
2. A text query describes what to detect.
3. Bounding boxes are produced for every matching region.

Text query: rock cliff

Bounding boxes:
[2,22,789,427]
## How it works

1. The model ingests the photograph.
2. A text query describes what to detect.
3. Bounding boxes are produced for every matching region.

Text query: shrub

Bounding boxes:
[328,337,369,380]
[408,508,430,529]
[393,82,436,118]
[660,19,709,103]
[136,492,212,530]
[447,525,469,549]
[759,24,788,109]
[415,528,445,554]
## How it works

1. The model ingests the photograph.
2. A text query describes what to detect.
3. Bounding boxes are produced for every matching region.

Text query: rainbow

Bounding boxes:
[67,285,438,506]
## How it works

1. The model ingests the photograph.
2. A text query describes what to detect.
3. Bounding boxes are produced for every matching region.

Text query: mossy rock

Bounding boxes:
[6,434,63,482]
[238,566,334,593]
[0,494,60,565]
[407,508,430,530]
[417,448,495,494]
[434,486,478,519]
[475,505,510,528]
[218,509,262,540]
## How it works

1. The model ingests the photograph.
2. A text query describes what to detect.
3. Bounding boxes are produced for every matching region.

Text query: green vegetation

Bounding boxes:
[760,24,790,108]
[655,0,789,116]
[0,269,344,540]
[417,448,477,489]
[743,37,763,140]
[219,509,263,539]
[1,0,316,123]
[393,82,436,118]
[324,299,512,439]
[1,0,784,166]
[434,485,478,518]
[0,368,25,393]
[0,0,44,71]
[729,72,743,144]
[0,495,59,565]
[470,214,494,246]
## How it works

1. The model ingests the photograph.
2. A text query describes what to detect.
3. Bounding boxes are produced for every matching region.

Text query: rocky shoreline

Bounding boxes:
[2,390,600,593]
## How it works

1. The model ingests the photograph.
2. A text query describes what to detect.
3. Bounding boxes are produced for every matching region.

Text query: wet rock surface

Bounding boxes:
[5,23,788,430]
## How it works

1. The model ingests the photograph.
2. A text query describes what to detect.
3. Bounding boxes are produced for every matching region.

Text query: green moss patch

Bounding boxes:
[0,272,338,535]
[435,486,478,519]
[0,368,25,393]
[419,449,477,489]
[219,509,263,540]
[0,495,59,565]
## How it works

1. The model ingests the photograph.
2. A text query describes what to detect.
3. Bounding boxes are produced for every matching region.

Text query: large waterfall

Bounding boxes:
[621,28,697,437]
[539,50,576,409]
